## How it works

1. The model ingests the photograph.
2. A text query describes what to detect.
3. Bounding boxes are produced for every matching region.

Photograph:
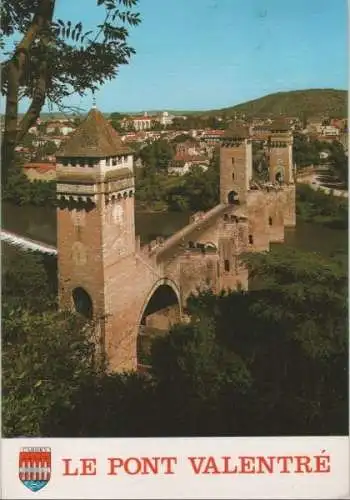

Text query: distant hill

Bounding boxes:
[203,89,348,119]
[10,88,347,121]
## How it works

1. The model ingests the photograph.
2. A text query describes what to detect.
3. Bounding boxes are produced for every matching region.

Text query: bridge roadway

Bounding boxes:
[152,203,228,260]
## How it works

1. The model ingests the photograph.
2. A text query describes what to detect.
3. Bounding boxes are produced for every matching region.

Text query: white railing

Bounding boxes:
[1,230,57,255]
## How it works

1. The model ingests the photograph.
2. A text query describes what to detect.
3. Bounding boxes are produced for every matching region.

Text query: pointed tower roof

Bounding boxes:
[223,121,250,139]
[269,119,290,132]
[56,108,132,158]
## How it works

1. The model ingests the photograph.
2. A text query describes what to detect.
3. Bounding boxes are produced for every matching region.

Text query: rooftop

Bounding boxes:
[56,107,132,158]
[224,122,250,139]
[269,119,291,132]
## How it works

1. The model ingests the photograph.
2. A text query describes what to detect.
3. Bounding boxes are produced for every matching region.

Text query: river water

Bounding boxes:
[1,201,348,260]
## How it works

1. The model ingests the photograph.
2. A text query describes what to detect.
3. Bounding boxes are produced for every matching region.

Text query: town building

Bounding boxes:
[23,162,56,181]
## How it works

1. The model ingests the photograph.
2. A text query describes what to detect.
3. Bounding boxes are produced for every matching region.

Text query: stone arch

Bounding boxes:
[72,286,93,319]
[227,190,239,205]
[137,278,181,367]
[123,191,128,199]
[117,193,122,200]
[138,278,181,325]
[275,170,284,183]
[205,242,217,250]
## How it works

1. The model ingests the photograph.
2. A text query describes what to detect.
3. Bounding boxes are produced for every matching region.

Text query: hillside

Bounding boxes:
[204,89,348,119]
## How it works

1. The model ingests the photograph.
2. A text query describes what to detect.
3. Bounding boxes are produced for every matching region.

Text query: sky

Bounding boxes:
[11,0,350,113]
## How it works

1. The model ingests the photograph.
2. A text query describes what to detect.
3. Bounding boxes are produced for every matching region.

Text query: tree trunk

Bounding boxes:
[2,0,55,186]
[2,63,20,185]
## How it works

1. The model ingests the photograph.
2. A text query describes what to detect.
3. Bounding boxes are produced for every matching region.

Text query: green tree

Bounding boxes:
[3,162,57,206]
[138,140,174,172]
[42,140,58,155]
[150,319,252,436]
[2,249,57,312]
[296,184,348,229]
[2,307,101,437]
[1,0,141,183]
[328,141,348,185]
[147,247,347,436]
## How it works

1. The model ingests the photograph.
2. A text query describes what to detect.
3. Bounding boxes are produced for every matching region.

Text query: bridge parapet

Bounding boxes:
[153,203,227,261]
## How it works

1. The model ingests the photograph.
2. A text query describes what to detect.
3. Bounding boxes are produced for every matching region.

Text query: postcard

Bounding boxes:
[1,0,348,498]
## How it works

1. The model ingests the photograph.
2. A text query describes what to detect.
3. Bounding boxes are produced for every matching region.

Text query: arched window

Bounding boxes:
[231,158,235,165]
[232,170,235,180]
[269,217,273,226]
[72,287,93,319]
[249,234,254,245]
[224,259,230,272]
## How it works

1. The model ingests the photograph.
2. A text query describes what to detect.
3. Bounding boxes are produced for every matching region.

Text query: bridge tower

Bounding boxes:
[55,107,135,365]
[220,124,252,204]
[267,120,296,227]
[267,120,294,184]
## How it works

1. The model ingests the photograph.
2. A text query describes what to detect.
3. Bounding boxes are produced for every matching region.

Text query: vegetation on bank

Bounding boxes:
[2,245,347,437]
[293,134,348,184]
[296,184,348,229]
[136,162,219,213]
[2,163,56,207]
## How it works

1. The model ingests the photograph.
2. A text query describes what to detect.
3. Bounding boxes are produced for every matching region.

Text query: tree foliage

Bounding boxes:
[296,184,348,229]
[138,140,175,172]
[2,162,56,206]
[135,146,220,212]
[2,243,347,437]
[1,0,141,182]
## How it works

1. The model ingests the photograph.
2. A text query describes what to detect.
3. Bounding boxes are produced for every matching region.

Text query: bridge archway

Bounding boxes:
[137,279,181,367]
[228,190,239,205]
[275,170,284,183]
[205,242,217,251]
[72,287,93,319]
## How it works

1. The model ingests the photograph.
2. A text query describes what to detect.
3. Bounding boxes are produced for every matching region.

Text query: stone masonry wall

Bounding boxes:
[57,201,106,318]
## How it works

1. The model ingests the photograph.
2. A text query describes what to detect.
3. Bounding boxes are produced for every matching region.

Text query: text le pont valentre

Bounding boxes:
[62,452,331,476]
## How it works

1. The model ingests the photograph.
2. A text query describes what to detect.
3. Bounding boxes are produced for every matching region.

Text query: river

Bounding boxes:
[1,201,348,261]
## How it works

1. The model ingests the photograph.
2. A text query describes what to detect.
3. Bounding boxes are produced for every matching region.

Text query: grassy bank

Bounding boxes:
[296,184,348,230]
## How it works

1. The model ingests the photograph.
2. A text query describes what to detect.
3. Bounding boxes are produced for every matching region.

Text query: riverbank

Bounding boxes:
[296,184,348,230]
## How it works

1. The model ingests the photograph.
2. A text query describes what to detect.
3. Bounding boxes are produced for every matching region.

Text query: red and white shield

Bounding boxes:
[19,447,51,492]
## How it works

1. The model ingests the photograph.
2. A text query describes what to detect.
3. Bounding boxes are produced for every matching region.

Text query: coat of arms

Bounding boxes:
[19,447,51,492]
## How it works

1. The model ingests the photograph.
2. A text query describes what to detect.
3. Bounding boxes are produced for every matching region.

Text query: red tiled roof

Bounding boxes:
[202,130,225,136]
[23,163,56,173]
[132,116,152,121]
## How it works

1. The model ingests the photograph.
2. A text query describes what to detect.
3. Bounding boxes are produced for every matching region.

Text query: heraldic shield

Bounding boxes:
[19,447,51,492]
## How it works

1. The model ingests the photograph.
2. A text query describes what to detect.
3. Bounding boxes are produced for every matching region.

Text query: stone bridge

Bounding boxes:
[55,109,296,372]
